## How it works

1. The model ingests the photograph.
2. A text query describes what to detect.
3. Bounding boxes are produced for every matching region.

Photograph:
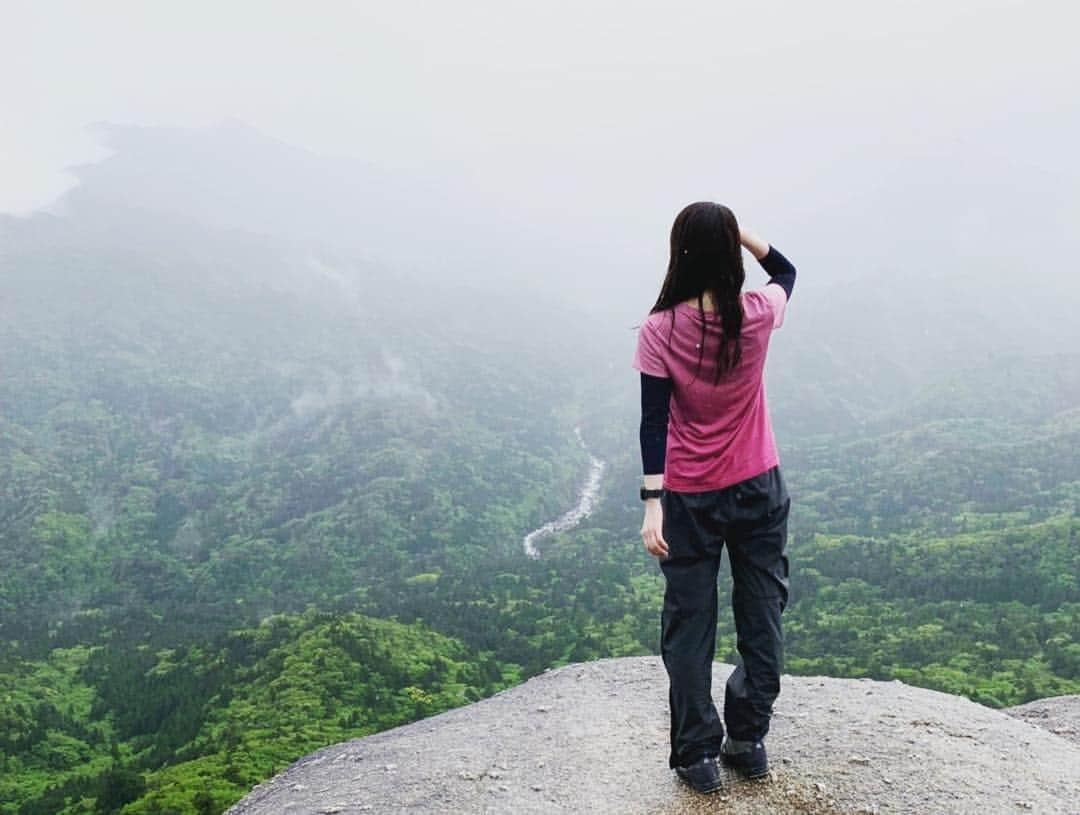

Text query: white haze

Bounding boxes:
[3,0,1079,318]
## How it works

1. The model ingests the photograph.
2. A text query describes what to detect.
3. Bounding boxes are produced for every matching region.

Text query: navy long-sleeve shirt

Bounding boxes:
[639,244,796,476]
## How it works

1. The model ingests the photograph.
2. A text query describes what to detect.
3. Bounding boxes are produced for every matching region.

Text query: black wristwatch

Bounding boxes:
[640,487,665,501]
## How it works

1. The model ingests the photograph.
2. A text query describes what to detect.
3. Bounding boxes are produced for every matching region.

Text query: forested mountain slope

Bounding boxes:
[1,124,1076,814]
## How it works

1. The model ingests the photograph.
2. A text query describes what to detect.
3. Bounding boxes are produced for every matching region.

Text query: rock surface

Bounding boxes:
[224,656,1080,815]
[1007,694,1080,746]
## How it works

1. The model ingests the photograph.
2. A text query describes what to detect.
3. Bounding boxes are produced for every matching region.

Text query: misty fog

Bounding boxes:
[4,1,1079,313]
[3,4,1080,812]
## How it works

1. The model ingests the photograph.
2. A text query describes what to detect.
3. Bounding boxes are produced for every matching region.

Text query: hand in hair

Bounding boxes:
[738,227,770,260]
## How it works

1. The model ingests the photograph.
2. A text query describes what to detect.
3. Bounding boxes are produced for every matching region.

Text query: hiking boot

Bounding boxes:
[720,737,769,778]
[674,753,725,794]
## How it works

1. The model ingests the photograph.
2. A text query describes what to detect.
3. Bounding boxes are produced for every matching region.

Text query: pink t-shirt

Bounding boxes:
[631,283,788,492]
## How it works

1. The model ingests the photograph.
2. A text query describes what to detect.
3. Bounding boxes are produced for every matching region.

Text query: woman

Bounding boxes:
[631,201,795,795]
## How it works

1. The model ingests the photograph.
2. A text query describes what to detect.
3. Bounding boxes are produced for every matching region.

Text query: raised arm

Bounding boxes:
[739,227,771,260]
[740,227,796,300]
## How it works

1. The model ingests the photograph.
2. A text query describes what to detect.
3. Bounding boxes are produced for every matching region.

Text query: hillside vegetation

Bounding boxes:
[1,126,1077,814]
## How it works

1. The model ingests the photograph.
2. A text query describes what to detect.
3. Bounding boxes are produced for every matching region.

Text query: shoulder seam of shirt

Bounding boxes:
[642,313,671,334]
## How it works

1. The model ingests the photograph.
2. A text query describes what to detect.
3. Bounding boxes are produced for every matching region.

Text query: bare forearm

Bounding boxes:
[739,227,770,260]
[741,226,796,299]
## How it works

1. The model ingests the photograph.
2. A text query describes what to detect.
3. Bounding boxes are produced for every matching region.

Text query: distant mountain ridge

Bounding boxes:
[46,119,560,294]
[8,119,1080,439]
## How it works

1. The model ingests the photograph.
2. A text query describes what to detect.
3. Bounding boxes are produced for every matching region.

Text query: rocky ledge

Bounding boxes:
[225,656,1080,814]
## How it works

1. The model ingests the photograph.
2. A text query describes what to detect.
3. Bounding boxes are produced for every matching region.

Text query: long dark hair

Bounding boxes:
[648,201,746,385]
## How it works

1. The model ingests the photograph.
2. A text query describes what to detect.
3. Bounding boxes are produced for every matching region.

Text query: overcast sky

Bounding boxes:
[3,0,1078,300]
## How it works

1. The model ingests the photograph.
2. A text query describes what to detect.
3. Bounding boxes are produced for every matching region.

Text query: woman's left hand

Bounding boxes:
[640,501,669,558]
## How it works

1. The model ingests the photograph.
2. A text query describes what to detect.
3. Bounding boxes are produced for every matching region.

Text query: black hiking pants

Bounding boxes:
[658,464,791,769]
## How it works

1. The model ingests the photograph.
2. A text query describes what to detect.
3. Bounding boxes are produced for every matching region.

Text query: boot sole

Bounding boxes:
[675,768,725,794]
[720,754,769,779]
[678,777,725,794]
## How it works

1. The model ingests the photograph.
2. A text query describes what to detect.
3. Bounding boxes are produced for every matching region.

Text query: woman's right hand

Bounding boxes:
[641,500,669,558]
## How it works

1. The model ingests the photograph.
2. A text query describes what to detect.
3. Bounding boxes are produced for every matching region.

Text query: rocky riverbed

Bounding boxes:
[522,425,605,559]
